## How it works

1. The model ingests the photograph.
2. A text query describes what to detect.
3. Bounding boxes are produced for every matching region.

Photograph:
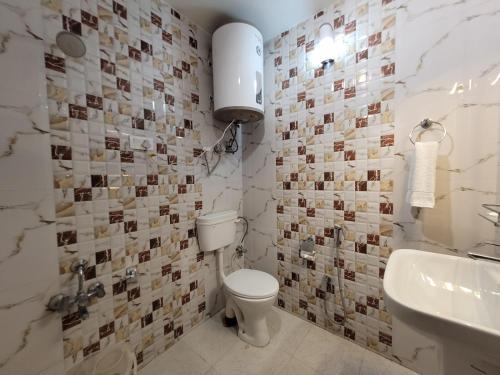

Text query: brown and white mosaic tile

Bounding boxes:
[245,0,398,361]
[244,1,500,374]
[41,0,243,370]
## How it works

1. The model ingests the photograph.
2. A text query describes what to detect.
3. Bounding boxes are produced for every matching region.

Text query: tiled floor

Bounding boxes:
[140,308,416,375]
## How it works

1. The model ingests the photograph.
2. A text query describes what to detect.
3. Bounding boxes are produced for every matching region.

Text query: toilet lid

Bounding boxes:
[224,269,279,299]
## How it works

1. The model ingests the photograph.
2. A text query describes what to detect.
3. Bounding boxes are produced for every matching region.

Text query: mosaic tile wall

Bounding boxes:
[267,0,397,359]
[41,0,243,371]
[244,0,500,372]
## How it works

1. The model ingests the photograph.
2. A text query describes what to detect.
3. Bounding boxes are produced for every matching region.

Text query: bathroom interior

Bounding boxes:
[1,0,499,374]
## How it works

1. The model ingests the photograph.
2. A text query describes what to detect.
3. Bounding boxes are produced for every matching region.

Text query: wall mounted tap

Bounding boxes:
[71,259,89,315]
[47,259,106,319]
[122,266,138,284]
[88,281,106,298]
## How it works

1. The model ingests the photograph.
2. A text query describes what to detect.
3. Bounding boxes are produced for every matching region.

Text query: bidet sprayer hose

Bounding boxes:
[334,224,348,321]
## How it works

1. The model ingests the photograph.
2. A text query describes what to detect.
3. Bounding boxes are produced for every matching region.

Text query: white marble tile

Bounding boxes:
[274,357,321,375]
[391,1,500,373]
[383,359,418,375]
[244,223,276,275]
[0,1,43,37]
[291,325,352,374]
[0,279,63,375]
[0,131,53,191]
[140,308,411,375]
[0,60,52,192]
[203,367,224,375]
[390,317,438,375]
[0,189,58,291]
[37,361,65,375]
[182,312,240,365]
[0,35,46,95]
[0,1,45,96]
[359,347,416,375]
[265,307,312,356]
[242,44,277,275]
[212,341,292,375]
[394,0,500,255]
[0,1,63,372]
[140,341,211,375]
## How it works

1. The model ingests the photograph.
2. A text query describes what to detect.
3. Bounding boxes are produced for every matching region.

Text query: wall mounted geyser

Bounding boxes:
[212,22,264,123]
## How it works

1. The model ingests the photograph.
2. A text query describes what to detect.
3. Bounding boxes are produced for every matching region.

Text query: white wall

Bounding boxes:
[242,41,277,276]
[0,1,64,374]
[392,0,500,373]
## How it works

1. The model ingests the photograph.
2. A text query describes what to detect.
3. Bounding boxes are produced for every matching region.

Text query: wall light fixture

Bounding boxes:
[318,22,335,67]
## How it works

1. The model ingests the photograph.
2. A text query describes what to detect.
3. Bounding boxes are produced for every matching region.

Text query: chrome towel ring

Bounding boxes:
[409,118,447,145]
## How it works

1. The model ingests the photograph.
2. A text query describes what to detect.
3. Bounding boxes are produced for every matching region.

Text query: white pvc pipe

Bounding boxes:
[216,248,226,284]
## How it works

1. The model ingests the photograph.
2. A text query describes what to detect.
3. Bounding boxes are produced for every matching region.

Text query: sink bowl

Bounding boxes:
[384,249,500,375]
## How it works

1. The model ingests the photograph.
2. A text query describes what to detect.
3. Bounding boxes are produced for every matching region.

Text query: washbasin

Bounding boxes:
[384,249,500,375]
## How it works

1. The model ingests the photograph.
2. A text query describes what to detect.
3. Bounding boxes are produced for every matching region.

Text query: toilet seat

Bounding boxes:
[224,269,279,299]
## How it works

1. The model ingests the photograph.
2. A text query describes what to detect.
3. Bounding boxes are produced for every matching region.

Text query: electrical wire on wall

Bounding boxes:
[224,124,239,154]
[196,119,240,175]
[202,152,221,176]
[237,216,248,251]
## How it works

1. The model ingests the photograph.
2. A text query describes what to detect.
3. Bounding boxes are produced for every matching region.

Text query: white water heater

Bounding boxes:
[212,22,264,123]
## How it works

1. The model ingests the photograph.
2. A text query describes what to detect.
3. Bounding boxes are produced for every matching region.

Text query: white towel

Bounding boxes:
[406,141,439,208]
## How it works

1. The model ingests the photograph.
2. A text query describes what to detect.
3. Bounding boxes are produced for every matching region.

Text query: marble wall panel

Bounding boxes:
[0,1,64,374]
[393,0,500,257]
[392,0,500,373]
[242,46,278,276]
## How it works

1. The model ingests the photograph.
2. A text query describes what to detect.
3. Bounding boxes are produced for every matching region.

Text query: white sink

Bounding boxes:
[384,249,500,375]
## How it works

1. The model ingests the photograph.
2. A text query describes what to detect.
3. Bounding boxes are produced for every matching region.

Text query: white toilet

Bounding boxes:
[197,210,279,347]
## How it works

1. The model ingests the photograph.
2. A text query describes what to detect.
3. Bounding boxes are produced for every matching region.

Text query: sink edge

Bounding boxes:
[383,249,500,359]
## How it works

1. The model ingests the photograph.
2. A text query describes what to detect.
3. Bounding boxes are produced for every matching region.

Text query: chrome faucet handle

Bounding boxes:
[47,293,71,313]
[87,281,106,299]
[74,290,89,306]
[71,259,89,299]
[123,266,138,284]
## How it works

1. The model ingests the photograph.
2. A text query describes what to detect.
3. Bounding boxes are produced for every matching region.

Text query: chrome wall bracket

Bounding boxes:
[299,237,316,261]
[478,204,500,227]
[122,266,138,284]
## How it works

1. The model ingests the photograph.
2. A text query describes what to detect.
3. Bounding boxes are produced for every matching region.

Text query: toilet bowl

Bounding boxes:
[223,268,279,347]
[196,210,279,347]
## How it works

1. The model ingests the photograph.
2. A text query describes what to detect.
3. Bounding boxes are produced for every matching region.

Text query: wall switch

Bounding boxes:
[130,135,154,151]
